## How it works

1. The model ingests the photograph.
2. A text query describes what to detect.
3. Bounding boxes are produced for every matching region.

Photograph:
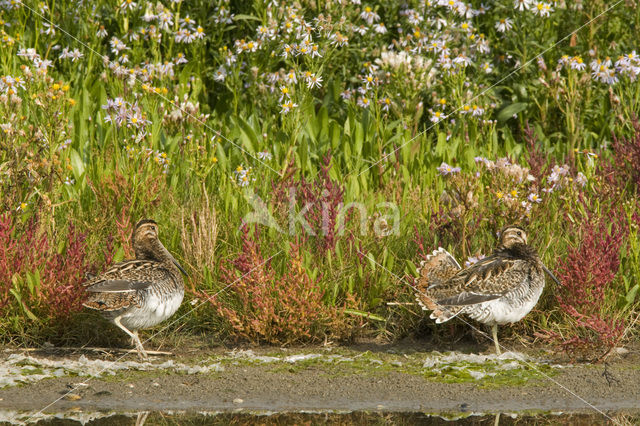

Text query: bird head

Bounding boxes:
[132,219,187,275]
[132,219,159,252]
[498,225,528,249]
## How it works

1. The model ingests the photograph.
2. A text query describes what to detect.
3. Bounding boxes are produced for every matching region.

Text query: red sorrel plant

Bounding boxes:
[199,225,355,345]
[272,153,353,254]
[523,121,554,181]
[544,201,627,361]
[115,206,134,258]
[412,224,431,264]
[611,117,640,192]
[39,222,90,319]
[0,213,92,330]
[597,117,640,193]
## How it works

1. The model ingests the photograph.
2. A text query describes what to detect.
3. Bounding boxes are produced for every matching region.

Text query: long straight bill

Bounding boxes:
[171,254,188,276]
[542,265,561,286]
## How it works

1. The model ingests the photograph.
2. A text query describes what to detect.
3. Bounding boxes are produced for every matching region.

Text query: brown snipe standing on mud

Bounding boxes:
[84,219,186,359]
[414,225,560,354]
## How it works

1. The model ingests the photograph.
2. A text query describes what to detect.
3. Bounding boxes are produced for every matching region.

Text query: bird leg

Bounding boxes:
[113,317,149,360]
[135,411,150,426]
[492,324,501,355]
[131,330,149,360]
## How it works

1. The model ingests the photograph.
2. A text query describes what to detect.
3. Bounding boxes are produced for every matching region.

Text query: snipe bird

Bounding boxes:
[84,219,186,359]
[415,225,560,354]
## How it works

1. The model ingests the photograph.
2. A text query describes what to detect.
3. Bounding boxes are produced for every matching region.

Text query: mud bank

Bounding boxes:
[0,344,638,422]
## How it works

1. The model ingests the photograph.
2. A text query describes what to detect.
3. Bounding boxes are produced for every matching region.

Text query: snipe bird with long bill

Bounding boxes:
[84,219,186,359]
[415,225,560,354]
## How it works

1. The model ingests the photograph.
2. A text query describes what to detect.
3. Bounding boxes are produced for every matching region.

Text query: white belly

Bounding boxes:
[121,290,184,330]
[467,284,543,325]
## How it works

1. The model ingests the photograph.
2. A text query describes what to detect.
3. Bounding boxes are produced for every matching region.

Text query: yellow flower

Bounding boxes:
[52,83,60,91]
[510,189,518,197]
[496,191,504,199]
[211,156,218,163]
[68,98,76,106]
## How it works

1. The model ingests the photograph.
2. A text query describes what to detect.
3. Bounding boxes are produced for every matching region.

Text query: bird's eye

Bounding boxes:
[517,231,522,237]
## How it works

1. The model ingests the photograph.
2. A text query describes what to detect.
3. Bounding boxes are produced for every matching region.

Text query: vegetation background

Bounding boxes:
[1,0,639,362]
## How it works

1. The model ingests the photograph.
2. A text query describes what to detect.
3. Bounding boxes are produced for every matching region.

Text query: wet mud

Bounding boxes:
[0,343,638,424]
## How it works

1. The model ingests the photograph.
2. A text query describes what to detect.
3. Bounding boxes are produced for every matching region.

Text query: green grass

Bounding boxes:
[0,0,638,357]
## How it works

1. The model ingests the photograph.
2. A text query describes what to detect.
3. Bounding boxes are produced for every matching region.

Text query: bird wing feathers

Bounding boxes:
[431,256,527,304]
[415,248,530,322]
[414,248,463,321]
[83,260,173,312]
[85,280,152,293]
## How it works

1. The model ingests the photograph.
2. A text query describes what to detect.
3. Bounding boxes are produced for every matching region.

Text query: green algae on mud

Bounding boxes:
[198,349,559,387]
[1,346,639,417]
[1,348,559,391]
[421,361,555,388]
[0,352,223,388]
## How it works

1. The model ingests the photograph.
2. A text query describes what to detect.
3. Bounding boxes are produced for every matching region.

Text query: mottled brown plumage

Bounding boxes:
[414,247,462,319]
[84,220,186,359]
[415,225,560,354]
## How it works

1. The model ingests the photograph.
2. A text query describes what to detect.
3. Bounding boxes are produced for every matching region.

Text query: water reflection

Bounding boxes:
[2,410,636,425]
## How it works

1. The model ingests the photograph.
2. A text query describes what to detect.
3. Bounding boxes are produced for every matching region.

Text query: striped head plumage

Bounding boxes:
[497,225,527,248]
[131,219,187,275]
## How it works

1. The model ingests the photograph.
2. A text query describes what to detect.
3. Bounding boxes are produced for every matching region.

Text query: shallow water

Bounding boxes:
[0,410,636,425]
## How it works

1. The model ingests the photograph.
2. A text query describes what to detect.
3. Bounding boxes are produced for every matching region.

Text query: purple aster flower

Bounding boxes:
[528,193,542,203]
[465,254,486,267]
[437,162,461,175]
